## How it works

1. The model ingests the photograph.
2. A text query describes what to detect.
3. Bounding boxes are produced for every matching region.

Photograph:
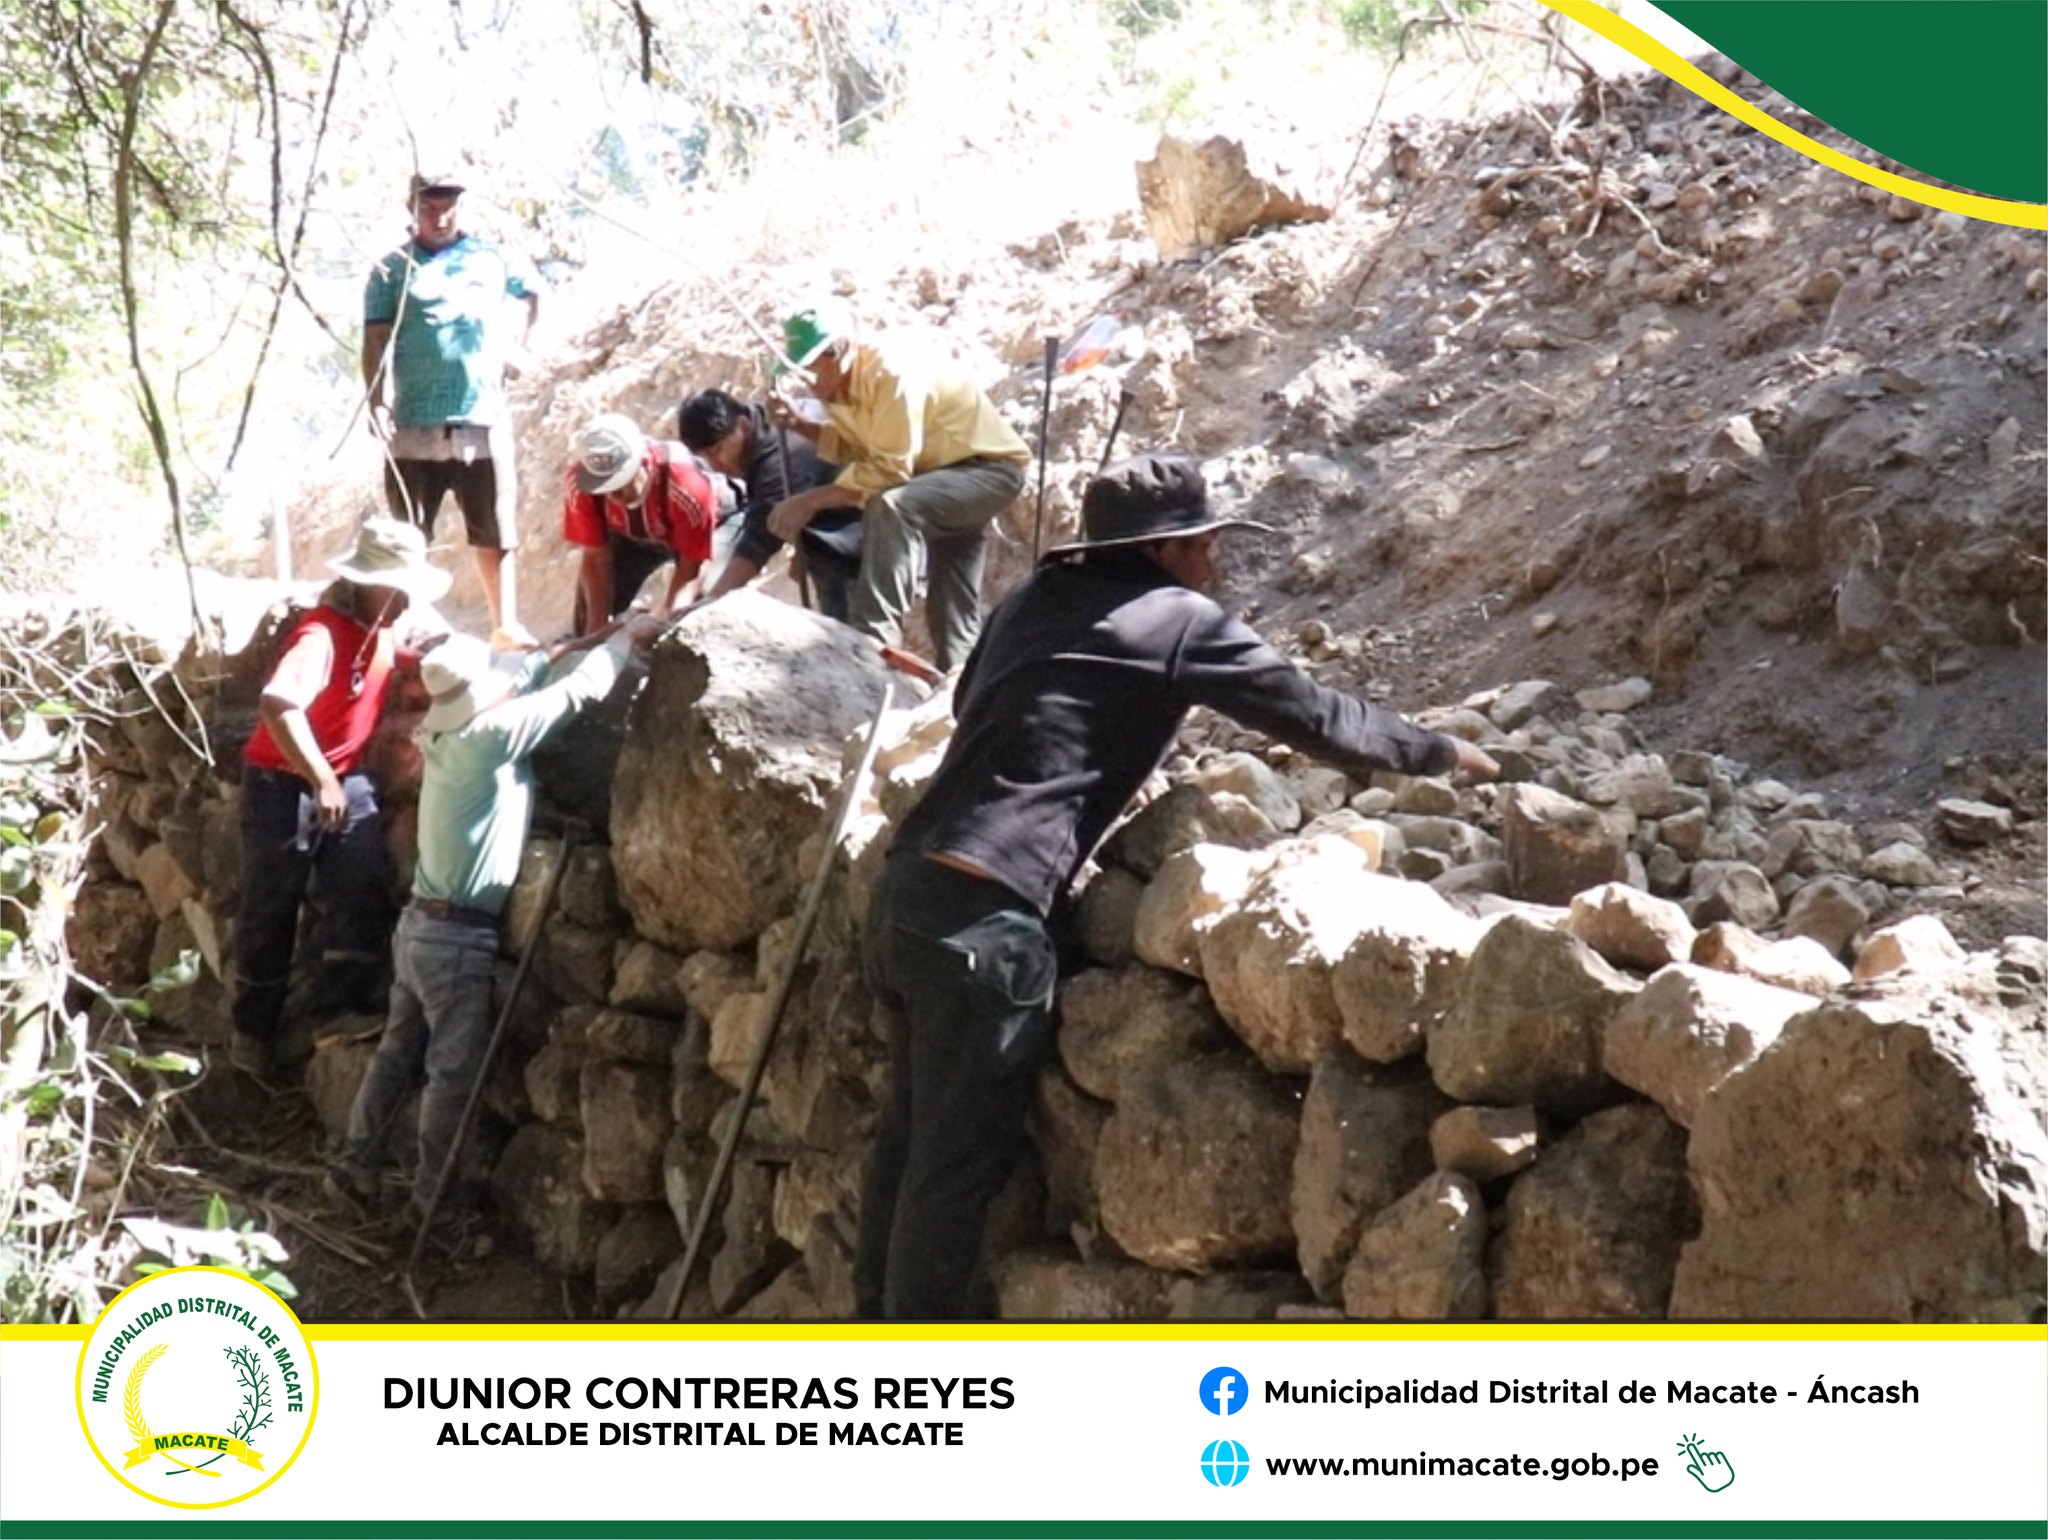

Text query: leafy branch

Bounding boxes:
[223,1343,273,1442]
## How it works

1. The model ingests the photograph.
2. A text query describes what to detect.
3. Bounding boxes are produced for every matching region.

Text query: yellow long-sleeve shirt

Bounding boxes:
[817,333,1029,503]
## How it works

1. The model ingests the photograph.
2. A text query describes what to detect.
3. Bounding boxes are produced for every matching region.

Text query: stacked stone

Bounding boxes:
[75,593,2046,1323]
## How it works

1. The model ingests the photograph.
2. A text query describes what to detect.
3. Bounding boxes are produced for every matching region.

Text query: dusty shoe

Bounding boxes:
[228,1035,273,1078]
[322,1167,379,1223]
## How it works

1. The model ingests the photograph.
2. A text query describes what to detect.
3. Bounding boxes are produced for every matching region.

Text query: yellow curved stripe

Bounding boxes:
[1539,0,2047,230]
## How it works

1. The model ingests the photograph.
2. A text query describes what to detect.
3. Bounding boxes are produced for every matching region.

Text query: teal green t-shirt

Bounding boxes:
[363,234,538,428]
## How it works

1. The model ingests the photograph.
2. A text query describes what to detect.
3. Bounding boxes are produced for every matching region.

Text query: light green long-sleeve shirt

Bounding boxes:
[411,637,632,915]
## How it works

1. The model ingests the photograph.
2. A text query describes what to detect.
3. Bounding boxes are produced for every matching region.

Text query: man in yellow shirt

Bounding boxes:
[766,305,1029,671]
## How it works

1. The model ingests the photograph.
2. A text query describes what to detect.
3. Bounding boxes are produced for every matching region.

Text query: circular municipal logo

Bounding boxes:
[74,1266,318,1508]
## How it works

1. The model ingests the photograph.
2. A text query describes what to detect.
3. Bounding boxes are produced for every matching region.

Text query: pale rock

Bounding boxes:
[1288,766,1354,819]
[1500,784,1628,905]
[1489,680,1562,732]
[1385,814,1499,866]
[1604,963,1811,1127]
[1780,875,1872,957]
[580,1059,672,1203]
[303,1037,378,1141]
[1741,936,1851,997]
[1657,806,1709,860]
[1167,1271,1315,1319]
[678,950,753,1024]
[524,1006,598,1124]
[1672,979,2048,1319]
[1428,914,1637,1114]
[1430,860,1509,898]
[1863,841,1943,887]
[1937,798,2014,846]
[1136,134,1332,261]
[1198,839,1380,1071]
[992,1249,1175,1320]
[610,940,690,1016]
[1188,751,1302,831]
[1491,1104,1694,1319]
[1350,786,1398,817]
[1075,867,1145,966]
[1762,819,1862,881]
[133,841,199,921]
[1392,778,1459,816]
[1574,677,1653,714]
[1564,882,1697,972]
[1340,1172,1487,1320]
[1583,755,1687,819]
[1100,783,1277,879]
[708,990,774,1090]
[709,1160,796,1314]
[1056,965,1231,1101]
[1852,914,1965,981]
[1329,875,1481,1062]
[1429,1104,1540,1182]
[1717,414,1766,460]
[1687,860,1780,929]
[1095,1055,1300,1271]
[1132,842,1270,977]
[1290,1058,1449,1300]
[612,594,896,951]
[1690,921,1769,974]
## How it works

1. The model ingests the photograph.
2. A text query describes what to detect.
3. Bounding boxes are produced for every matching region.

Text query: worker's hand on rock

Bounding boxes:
[1450,739,1501,782]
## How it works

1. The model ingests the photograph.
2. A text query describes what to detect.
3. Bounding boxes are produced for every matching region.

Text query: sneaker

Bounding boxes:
[322,1167,378,1222]
[228,1035,273,1078]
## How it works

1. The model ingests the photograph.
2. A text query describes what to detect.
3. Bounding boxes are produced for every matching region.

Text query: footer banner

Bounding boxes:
[2,1301,2042,1535]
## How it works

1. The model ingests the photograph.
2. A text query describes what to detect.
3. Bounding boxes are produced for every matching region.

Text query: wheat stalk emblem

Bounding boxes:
[123,1344,222,1479]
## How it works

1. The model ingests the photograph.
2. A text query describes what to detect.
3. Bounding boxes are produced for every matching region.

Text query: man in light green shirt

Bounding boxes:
[328,617,658,1230]
[765,304,1029,672]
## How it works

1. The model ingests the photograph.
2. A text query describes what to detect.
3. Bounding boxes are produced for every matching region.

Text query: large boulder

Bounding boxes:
[1329,876,1481,1063]
[579,1059,673,1203]
[1136,134,1332,262]
[1290,1057,1448,1300]
[611,594,895,952]
[1499,785,1628,905]
[1095,1055,1300,1271]
[1099,783,1277,879]
[1428,915,1638,1114]
[1056,965,1231,1102]
[1563,882,1696,973]
[1490,1103,1695,1320]
[1603,964,1813,1128]
[1670,980,2048,1320]
[1198,838,1379,1071]
[491,1123,619,1274]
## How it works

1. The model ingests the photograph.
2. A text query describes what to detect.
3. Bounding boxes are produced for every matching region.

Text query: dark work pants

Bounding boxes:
[854,856,1057,1321]
[231,766,393,1042]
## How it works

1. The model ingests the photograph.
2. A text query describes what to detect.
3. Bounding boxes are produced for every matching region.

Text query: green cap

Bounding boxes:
[781,303,847,371]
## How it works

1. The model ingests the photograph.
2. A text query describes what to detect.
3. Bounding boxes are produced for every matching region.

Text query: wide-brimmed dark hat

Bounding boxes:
[1044,451,1272,558]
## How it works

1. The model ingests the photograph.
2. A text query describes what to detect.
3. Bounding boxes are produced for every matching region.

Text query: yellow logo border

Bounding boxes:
[72,1264,321,1511]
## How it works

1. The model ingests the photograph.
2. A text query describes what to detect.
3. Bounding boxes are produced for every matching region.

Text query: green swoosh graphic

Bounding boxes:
[1537,0,2045,228]
[1652,0,2044,203]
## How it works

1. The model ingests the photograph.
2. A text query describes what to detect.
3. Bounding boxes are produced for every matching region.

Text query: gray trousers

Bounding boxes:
[850,456,1026,673]
[337,905,497,1213]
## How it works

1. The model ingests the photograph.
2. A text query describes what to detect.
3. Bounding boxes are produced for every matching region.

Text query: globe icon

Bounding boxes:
[1201,1438,1251,1488]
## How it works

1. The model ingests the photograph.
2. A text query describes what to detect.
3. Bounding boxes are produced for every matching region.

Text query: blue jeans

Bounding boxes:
[854,856,1057,1320]
[338,906,498,1210]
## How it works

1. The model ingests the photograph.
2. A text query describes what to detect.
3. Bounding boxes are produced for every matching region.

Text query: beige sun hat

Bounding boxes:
[572,413,647,496]
[420,635,525,733]
[326,517,452,601]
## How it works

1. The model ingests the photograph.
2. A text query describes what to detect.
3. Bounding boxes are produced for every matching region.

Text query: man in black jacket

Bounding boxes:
[857,451,1499,1320]
[678,388,860,620]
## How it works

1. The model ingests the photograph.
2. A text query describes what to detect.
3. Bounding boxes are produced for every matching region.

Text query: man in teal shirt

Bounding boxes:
[327,615,657,1231]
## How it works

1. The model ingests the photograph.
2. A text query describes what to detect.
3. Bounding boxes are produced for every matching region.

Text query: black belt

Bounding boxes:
[410,898,498,928]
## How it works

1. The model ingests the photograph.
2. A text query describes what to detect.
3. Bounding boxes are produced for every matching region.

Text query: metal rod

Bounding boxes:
[1098,387,1134,474]
[404,823,579,1284]
[1030,336,1056,560]
[663,676,900,1318]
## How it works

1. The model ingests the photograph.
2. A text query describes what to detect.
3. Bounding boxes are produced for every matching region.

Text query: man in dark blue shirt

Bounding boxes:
[857,451,1499,1320]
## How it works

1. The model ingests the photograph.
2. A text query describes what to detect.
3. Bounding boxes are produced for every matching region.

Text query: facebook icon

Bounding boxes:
[1199,1366,1247,1416]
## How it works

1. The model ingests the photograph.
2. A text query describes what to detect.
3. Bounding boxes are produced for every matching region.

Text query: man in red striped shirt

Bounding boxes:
[562,413,728,635]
